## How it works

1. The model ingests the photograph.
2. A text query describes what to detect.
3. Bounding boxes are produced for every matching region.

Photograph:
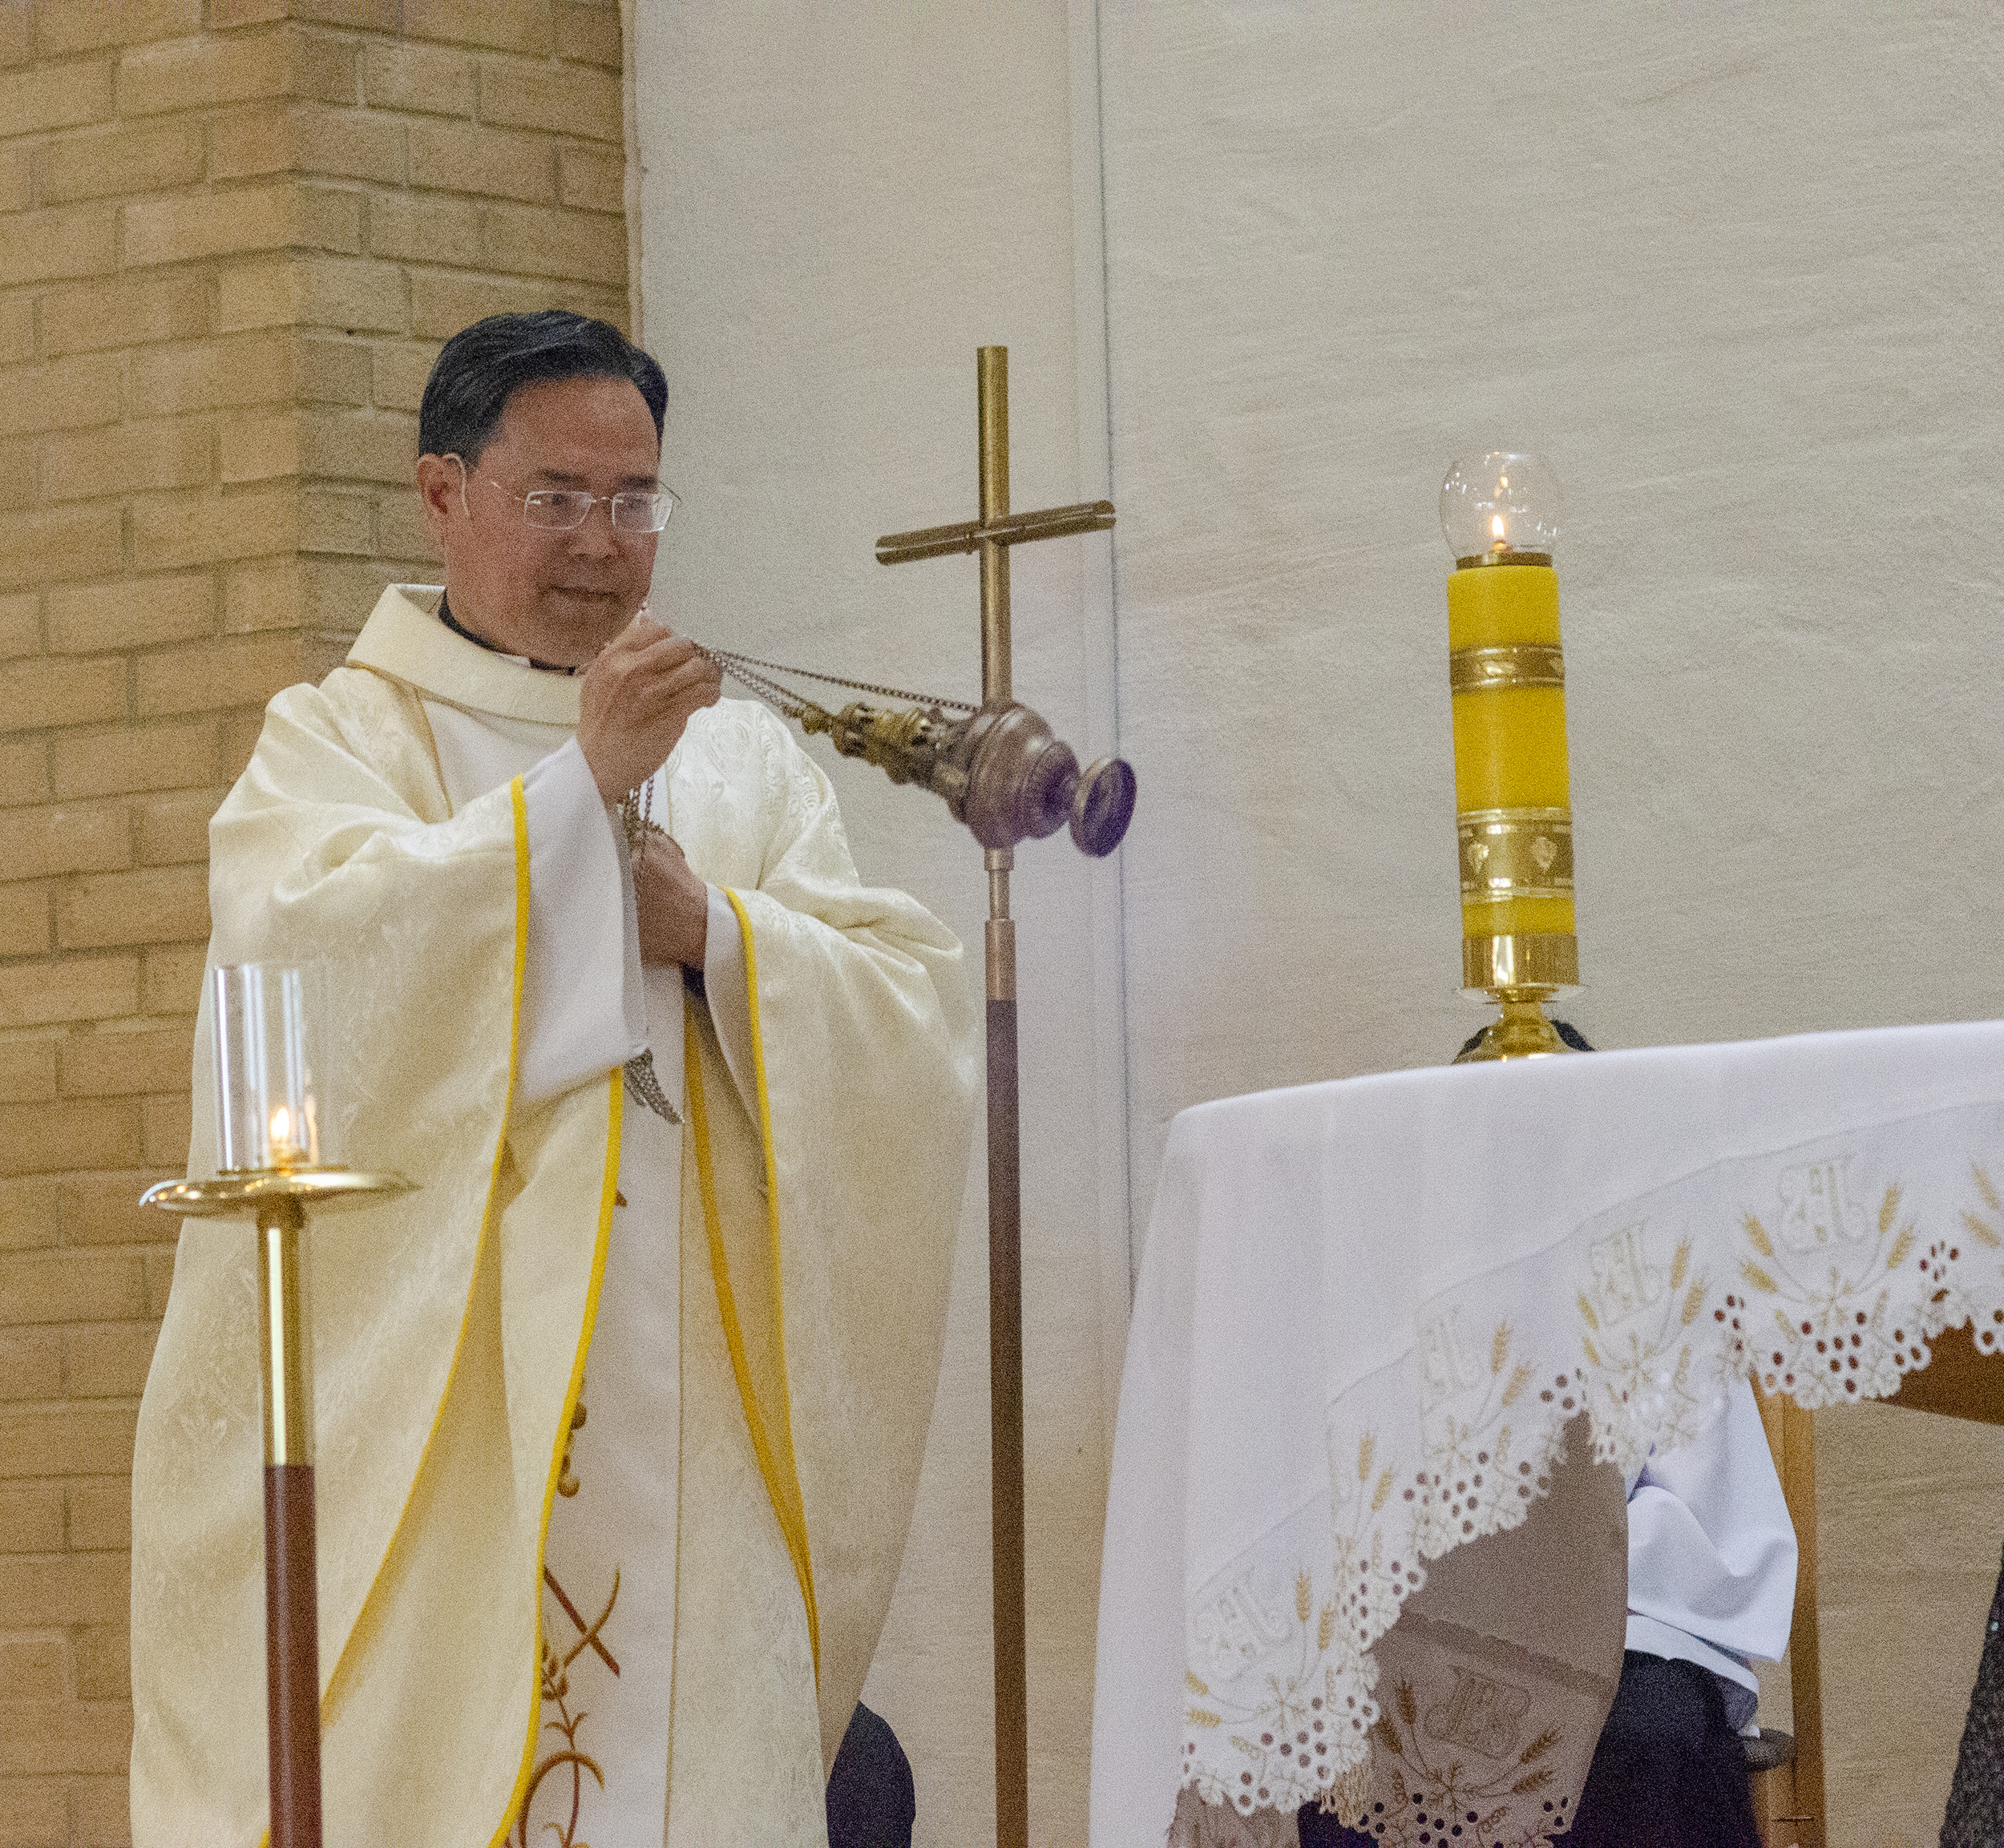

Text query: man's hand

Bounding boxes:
[633,828,709,968]
[578,610,723,805]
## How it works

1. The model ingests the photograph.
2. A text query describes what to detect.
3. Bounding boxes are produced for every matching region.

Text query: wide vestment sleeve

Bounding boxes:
[130,665,622,1846]
[665,700,981,1768]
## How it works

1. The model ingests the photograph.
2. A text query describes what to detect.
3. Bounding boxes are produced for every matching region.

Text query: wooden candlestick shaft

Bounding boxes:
[257,1197,323,1848]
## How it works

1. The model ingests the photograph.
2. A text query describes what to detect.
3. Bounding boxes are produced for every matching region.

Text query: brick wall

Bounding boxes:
[0,4,628,1840]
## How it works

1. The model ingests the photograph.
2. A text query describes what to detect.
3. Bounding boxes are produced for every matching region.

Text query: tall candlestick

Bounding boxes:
[1441,453,1579,1059]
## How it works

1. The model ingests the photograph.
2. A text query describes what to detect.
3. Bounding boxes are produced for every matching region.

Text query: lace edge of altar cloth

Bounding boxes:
[1170,1098,2004,1846]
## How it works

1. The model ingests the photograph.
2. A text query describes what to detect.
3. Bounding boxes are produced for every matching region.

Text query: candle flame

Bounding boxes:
[1491,514,1506,540]
[269,1105,297,1161]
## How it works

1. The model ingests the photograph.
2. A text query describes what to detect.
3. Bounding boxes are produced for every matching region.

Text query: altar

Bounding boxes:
[1090,1019,2004,1846]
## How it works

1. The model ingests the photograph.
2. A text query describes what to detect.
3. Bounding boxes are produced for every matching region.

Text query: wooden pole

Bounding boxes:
[257,1197,323,1848]
[977,344,1030,1848]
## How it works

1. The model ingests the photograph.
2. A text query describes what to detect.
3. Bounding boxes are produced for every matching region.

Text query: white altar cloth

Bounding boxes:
[1091,1022,2004,1848]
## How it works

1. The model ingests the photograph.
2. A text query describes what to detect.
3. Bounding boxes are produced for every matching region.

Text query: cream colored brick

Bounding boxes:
[0,741,51,809]
[47,575,214,656]
[0,59,114,137]
[559,144,624,213]
[0,2,27,65]
[361,38,474,117]
[0,595,35,660]
[68,1325,160,1402]
[294,29,358,104]
[116,27,292,116]
[294,104,405,184]
[143,1244,176,1316]
[0,1693,133,1776]
[71,1773,135,1847]
[0,957,141,1031]
[36,0,200,55]
[0,1176,59,1252]
[131,330,296,415]
[219,410,300,482]
[58,865,208,950]
[0,802,130,881]
[0,143,30,215]
[406,0,552,55]
[122,183,291,268]
[59,1027,192,1100]
[0,506,123,594]
[37,117,204,206]
[0,438,34,517]
[374,488,429,560]
[0,885,51,957]
[72,1623,130,1700]
[51,720,219,802]
[0,1041,55,1107]
[59,1174,165,1248]
[301,487,373,554]
[368,338,440,414]
[0,1250,145,1327]
[0,354,120,439]
[303,556,418,632]
[136,785,224,865]
[298,333,370,404]
[0,1481,63,1551]
[204,100,292,182]
[131,484,298,572]
[0,656,126,733]
[0,1638,66,1691]
[0,297,33,368]
[408,117,555,204]
[290,0,399,25]
[43,418,212,503]
[0,1328,60,1400]
[409,270,623,340]
[305,410,418,484]
[480,56,620,140]
[297,183,365,255]
[221,701,266,773]
[556,0,623,70]
[134,630,306,717]
[0,1550,133,1625]
[220,555,303,630]
[301,256,407,333]
[0,202,116,288]
[140,1090,190,1164]
[38,274,208,359]
[0,1104,143,1179]
[213,257,295,333]
[369,191,481,267]
[482,203,627,280]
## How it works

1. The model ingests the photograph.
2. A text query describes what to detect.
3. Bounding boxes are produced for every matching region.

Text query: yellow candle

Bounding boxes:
[1447,559,1576,946]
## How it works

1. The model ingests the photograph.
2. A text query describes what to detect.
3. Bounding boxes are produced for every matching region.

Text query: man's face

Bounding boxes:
[415,373,663,668]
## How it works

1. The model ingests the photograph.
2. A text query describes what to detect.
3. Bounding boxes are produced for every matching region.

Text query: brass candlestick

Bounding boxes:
[1440,454,1581,1063]
[143,965,411,1848]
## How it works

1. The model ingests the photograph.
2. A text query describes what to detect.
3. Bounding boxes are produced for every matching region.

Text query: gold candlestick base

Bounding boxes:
[1456,932,1582,1063]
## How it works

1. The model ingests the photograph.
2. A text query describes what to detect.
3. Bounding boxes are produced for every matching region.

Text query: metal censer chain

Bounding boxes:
[617,781,683,1127]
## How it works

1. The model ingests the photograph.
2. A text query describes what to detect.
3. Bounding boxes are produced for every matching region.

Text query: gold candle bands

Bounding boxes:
[1448,556,1578,990]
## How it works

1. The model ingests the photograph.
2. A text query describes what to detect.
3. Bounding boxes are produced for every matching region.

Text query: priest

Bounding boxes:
[130,310,980,1846]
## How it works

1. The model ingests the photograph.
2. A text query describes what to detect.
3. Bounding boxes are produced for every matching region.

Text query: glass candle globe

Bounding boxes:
[1440,452,1562,564]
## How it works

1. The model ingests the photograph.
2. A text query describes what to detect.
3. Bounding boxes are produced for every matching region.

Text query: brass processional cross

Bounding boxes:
[875,348,1117,1848]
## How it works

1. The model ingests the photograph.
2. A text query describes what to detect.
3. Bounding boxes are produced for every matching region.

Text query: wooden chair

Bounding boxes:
[1747,1325,2004,1848]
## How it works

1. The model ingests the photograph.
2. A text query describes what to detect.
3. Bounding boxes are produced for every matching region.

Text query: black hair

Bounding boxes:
[417,310,668,464]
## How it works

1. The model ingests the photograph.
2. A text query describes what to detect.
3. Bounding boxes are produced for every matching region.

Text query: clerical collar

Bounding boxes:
[438,594,579,676]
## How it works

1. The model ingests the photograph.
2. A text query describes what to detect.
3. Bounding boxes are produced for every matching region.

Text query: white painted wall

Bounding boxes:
[632,2,2003,1842]
[628,6,1122,1842]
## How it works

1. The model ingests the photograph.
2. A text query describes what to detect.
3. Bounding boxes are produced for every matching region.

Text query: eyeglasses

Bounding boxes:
[448,457,680,534]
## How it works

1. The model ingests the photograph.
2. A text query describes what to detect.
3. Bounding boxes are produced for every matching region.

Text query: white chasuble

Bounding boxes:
[129,586,980,1848]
